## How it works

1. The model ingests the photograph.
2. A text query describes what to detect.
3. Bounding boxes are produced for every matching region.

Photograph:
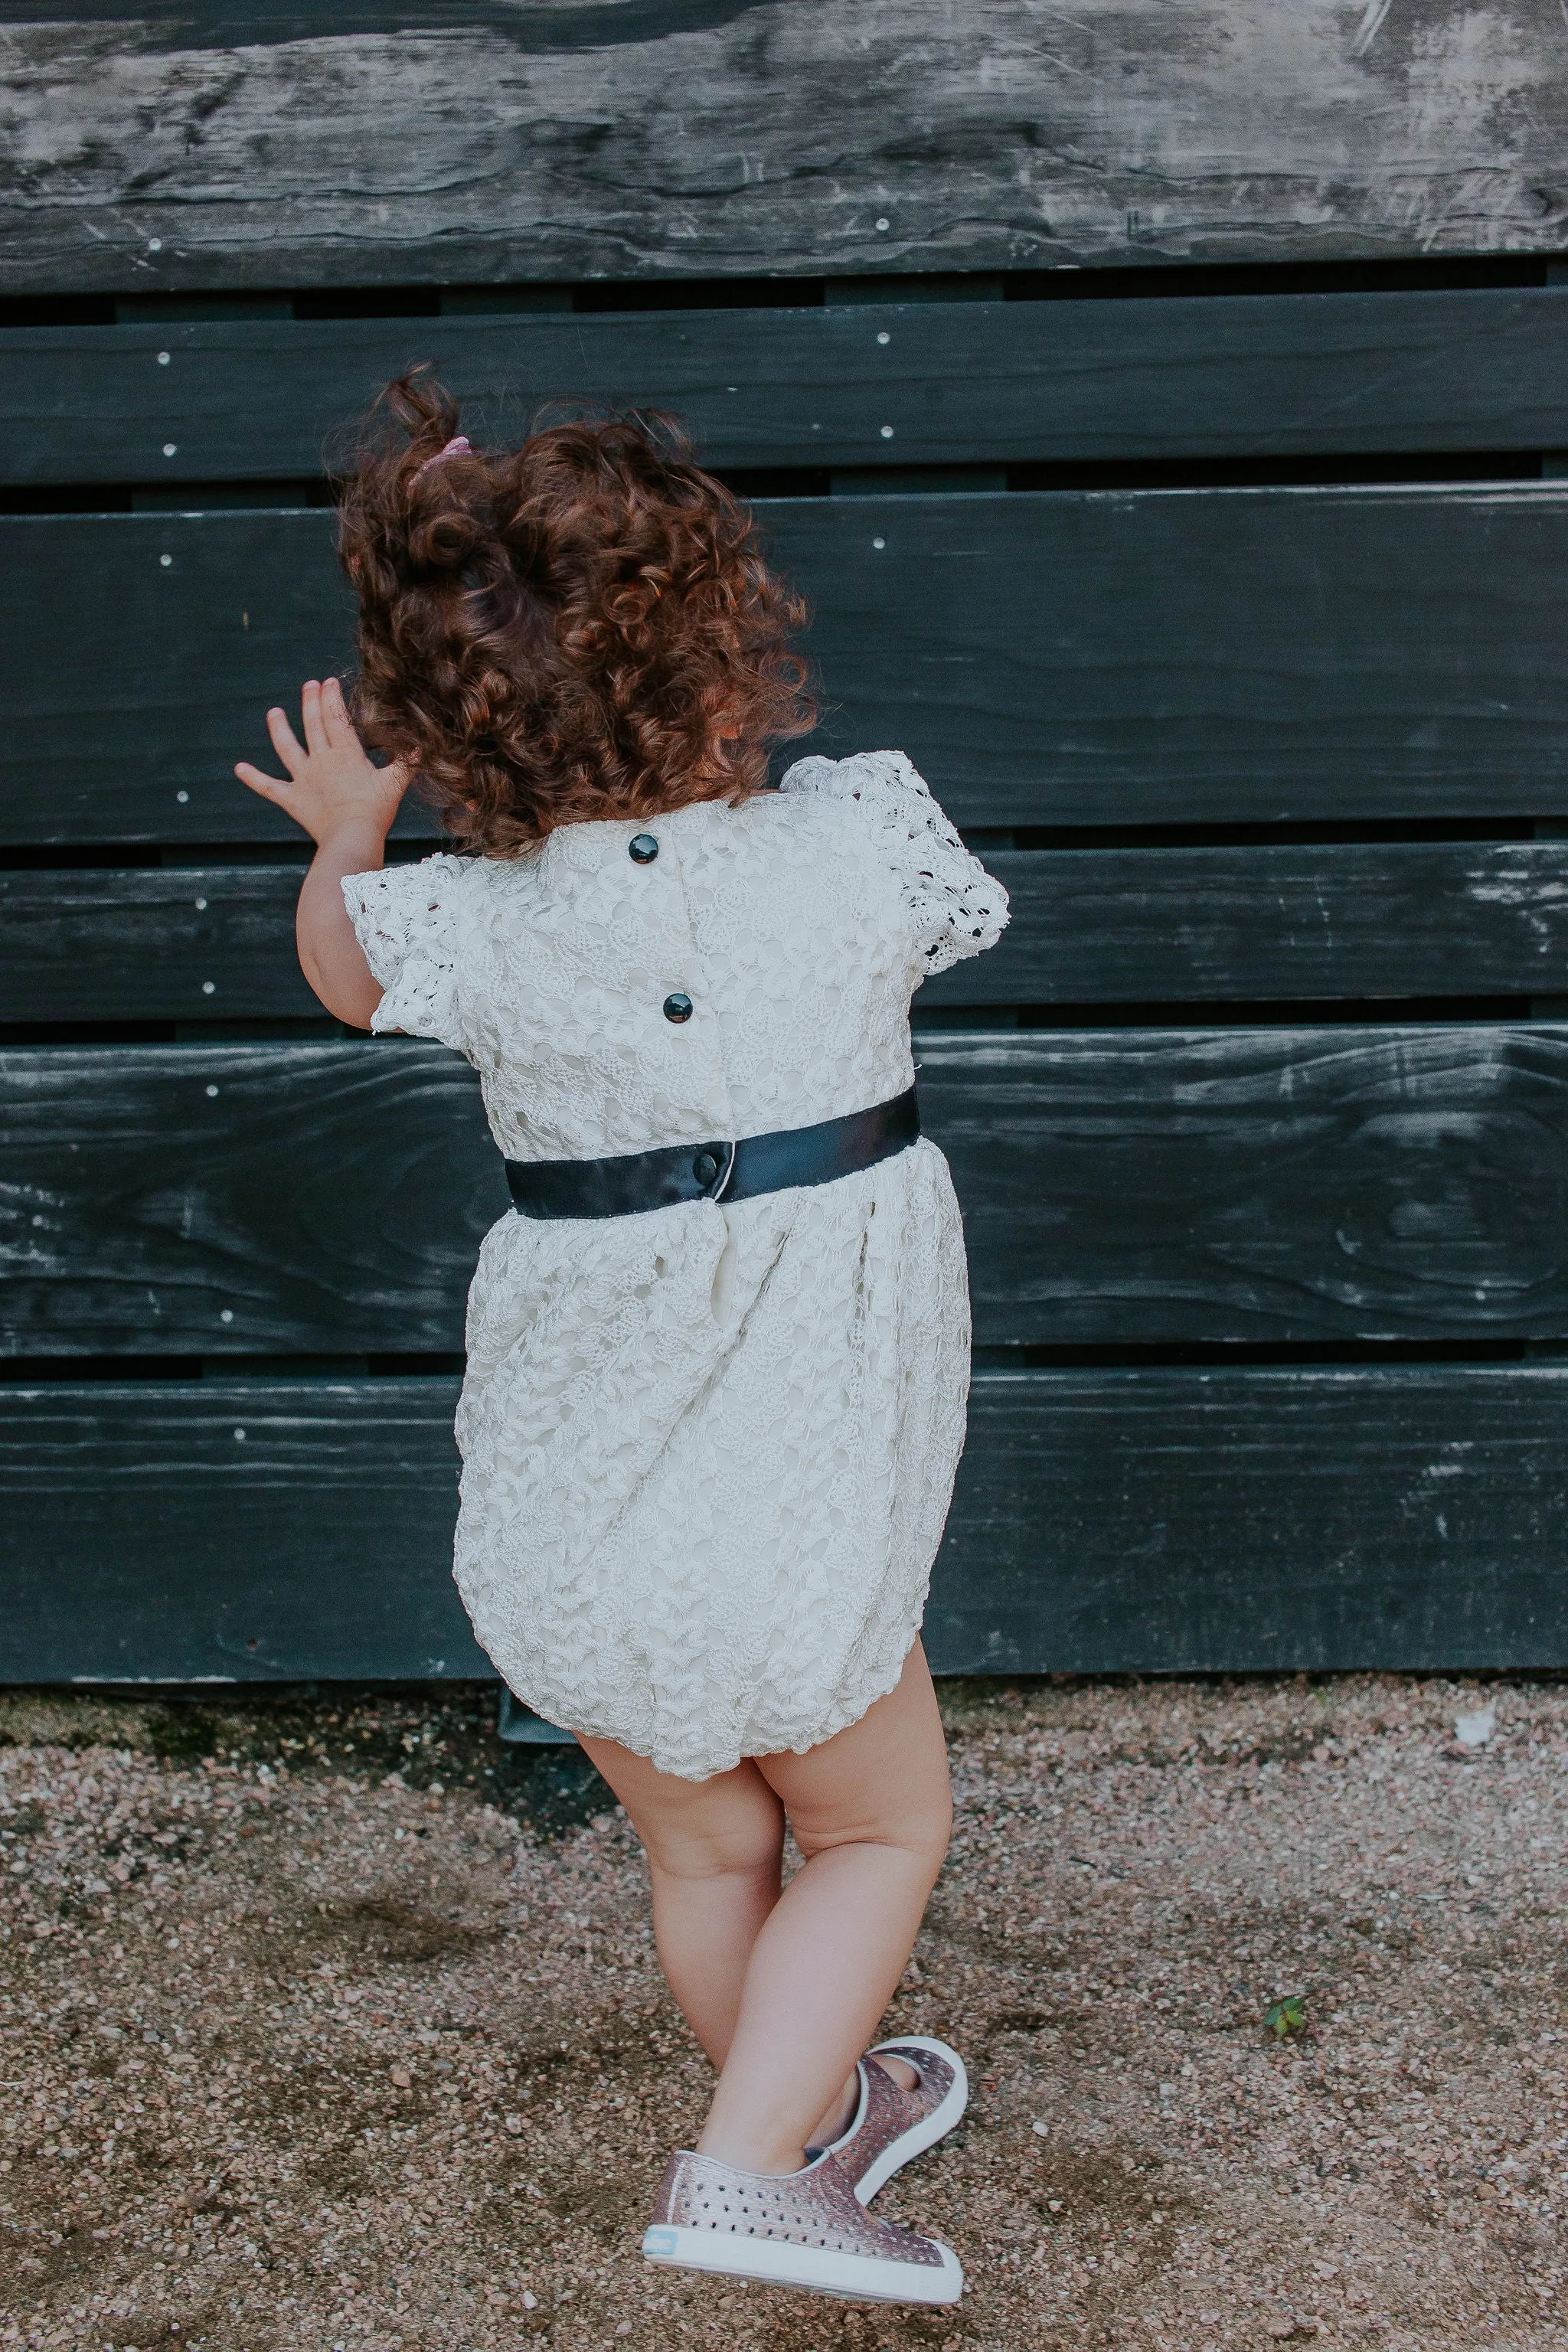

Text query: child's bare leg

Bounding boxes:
[694,1642,952,2173]
[573,1738,787,2066]
[580,1644,949,2171]
[575,1735,897,2150]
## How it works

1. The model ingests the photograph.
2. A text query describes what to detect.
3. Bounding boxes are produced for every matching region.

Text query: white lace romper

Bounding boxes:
[344,750,1008,1779]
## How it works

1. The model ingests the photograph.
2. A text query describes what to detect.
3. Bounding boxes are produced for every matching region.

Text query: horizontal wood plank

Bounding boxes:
[5,4,1566,290]
[8,488,1568,843]
[919,1026,1568,1343]
[927,842,1568,1007]
[0,1377,481,1682]
[0,867,320,1021]
[12,841,1568,1022]
[936,1364,1568,1673]
[8,1027,1568,1352]
[5,1364,1568,1680]
[0,1043,508,1357]
[12,289,1568,486]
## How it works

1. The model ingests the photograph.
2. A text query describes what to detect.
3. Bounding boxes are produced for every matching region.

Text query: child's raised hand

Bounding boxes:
[235,677,409,849]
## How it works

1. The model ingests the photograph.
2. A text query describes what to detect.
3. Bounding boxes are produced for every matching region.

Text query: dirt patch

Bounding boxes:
[2,1673,1565,2350]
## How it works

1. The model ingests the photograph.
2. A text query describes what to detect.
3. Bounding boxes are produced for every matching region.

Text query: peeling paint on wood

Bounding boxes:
[4,2,1567,291]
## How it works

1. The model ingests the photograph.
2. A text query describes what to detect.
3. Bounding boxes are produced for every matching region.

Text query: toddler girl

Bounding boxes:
[237,374,1007,2306]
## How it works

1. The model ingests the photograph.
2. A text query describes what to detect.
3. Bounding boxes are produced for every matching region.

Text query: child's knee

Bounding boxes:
[640,1788,786,1887]
[795,1788,952,1877]
[899,1791,953,1880]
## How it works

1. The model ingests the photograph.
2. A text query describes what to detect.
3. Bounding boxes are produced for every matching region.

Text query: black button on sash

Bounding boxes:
[663,992,693,1024]
[629,833,659,864]
[692,1151,720,1185]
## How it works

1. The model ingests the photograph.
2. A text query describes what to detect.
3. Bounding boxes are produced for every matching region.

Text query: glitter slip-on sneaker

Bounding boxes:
[641,2145,963,2305]
[818,2036,969,2205]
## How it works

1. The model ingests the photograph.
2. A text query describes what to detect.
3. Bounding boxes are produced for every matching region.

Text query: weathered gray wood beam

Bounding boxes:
[4,2,1566,292]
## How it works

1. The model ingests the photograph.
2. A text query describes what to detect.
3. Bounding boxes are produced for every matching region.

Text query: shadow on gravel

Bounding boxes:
[0,1681,616,1839]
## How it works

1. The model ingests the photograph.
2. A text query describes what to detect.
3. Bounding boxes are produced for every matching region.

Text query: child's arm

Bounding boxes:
[236,677,410,1029]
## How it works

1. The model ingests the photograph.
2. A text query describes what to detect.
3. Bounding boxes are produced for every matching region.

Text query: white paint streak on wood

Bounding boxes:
[1352,0,1396,58]
[0,2,1565,289]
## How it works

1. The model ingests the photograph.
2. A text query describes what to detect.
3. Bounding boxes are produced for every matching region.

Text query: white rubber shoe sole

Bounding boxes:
[642,2221,964,2305]
[852,2034,971,2205]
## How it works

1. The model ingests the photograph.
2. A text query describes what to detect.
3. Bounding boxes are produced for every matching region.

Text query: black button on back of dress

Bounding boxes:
[663,992,693,1024]
[629,833,660,864]
[692,1152,720,1187]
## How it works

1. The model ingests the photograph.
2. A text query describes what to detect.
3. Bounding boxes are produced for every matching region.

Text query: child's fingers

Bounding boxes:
[264,704,308,774]
[234,762,293,804]
[300,678,328,759]
[321,675,355,749]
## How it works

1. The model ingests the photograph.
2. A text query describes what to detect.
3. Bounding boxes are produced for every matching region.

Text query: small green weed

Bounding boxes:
[1263,1991,1312,2040]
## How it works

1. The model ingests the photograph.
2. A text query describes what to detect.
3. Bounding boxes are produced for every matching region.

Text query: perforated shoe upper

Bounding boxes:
[649,2146,946,2267]
[832,2043,959,2190]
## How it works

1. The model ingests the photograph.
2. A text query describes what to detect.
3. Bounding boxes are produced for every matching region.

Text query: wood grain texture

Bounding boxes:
[5,3,1566,291]
[929,842,1568,1008]
[8,488,1568,843]
[13,289,1568,487]
[14,843,1568,1023]
[773,488,1568,827]
[6,1364,1568,1680]
[936,1364,1568,1673]
[9,1027,1568,1353]
[0,867,319,1021]
[0,1043,508,1356]
[0,1377,481,1682]
[925,1024,1568,1344]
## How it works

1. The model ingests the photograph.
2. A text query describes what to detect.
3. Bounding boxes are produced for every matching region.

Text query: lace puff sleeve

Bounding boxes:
[341,852,472,1052]
[780,749,1008,979]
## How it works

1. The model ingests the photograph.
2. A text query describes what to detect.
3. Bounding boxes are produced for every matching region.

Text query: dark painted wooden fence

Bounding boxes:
[6,1,1568,1684]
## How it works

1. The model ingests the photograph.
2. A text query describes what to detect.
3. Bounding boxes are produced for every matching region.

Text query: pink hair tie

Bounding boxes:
[414,433,472,478]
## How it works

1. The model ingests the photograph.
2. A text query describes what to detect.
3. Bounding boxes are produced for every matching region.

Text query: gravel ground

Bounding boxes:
[1,1674,1563,2352]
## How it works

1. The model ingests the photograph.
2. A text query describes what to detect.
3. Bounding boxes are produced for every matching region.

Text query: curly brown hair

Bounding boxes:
[335,371,815,854]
